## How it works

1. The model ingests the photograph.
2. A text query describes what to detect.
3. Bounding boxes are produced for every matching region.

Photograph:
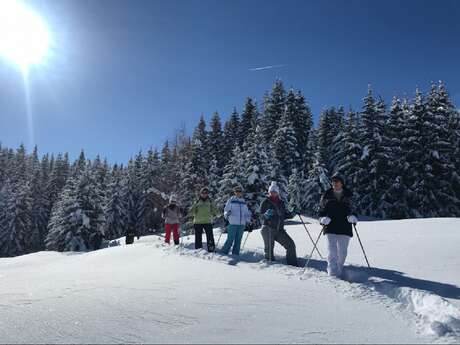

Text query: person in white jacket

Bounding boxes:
[221,185,252,255]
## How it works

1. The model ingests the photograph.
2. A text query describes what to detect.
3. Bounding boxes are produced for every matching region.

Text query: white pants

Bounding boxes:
[326,234,350,277]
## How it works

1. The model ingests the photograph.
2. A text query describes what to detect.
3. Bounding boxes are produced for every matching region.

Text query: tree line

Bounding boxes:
[0,80,459,257]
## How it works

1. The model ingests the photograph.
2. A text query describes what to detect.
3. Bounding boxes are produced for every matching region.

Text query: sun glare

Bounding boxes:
[0,0,50,70]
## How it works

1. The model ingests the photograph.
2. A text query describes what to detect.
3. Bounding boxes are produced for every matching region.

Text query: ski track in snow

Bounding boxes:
[150,232,460,344]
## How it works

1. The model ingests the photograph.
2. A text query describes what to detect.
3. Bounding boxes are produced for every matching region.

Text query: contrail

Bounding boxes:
[249,64,286,71]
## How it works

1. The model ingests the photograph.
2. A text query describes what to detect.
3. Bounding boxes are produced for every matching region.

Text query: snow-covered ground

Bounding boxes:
[1,217,459,344]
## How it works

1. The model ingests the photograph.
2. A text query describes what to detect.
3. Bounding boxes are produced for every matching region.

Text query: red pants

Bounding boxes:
[165,223,179,244]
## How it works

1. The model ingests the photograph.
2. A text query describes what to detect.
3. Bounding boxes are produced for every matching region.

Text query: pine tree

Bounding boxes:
[272,108,299,179]
[126,152,148,235]
[29,149,50,251]
[241,125,270,220]
[333,108,361,190]
[104,164,129,240]
[420,83,458,216]
[288,168,306,214]
[303,157,330,216]
[239,97,258,147]
[317,107,343,173]
[0,178,32,256]
[180,116,210,206]
[223,108,240,161]
[355,88,390,217]
[293,90,314,172]
[216,146,245,210]
[261,80,286,142]
[46,168,105,251]
[381,97,409,218]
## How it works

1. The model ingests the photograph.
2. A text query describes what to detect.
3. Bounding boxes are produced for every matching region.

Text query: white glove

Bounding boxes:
[319,217,331,225]
[347,215,358,224]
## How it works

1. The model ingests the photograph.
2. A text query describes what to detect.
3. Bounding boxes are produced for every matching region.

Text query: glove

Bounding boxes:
[347,215,358,224]
[224,211,231,220]
[319,217,331,226]
[246,222,253,232]
[264,209,274,220]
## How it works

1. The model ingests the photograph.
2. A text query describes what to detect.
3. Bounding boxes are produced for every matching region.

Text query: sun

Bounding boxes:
[0,0,50,71]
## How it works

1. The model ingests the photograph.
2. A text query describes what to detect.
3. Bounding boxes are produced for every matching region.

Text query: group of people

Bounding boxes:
[157,173,358,277]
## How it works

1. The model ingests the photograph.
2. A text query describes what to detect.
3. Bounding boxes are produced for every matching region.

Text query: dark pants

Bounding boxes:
[126,235,134,245]
[261,225,298,266]
[194,224,215,252]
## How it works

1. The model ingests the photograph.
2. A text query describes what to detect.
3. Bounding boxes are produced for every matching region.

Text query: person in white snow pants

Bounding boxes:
[319,173,358,277]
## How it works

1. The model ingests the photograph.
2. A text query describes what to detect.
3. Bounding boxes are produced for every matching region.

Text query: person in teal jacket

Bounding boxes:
[189,187,220,252]
[221,185,252,255]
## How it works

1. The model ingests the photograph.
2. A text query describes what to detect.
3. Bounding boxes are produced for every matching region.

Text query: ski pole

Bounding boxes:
[298,214,324,259]
[216,231,223,250]
[241,231,251,252]
[304,226,324,268]
[353,224,371,269]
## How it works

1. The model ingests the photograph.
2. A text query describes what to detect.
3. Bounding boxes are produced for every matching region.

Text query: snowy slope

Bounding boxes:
[1,217,459,344]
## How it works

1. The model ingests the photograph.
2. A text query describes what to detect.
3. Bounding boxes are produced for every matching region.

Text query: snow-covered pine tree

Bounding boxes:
[355,87,390,217]
[29,148,50,251]
[208,158,221,198]
[293,90,314,172]
[329,106,347,174]
[239,97,258,147]
[216,146,245,211]
[241,125,270,221]
[303,156,330,216]
[142,148,165,232]
[180,116,210,206]
[421,82,458,216]
[223,108,240,160]
[104,164,129,240]
[381,97,409,219]
[272,106,299,179]
[126,152,148,235]
[288,168,306,215]
[47,153,70,210]
[209,111,225,172]
[400,89,426,217]
[261,79,286,142]
[46,167,105,251]
[0,177,33,257]
[332,108,361,189]
[317,107,343,173]
[72,150,87,177]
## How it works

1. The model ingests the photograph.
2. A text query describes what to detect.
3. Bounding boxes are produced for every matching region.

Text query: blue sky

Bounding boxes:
[1,0,459,163]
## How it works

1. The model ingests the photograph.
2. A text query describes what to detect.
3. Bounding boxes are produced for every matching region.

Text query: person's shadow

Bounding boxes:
[301,257,460,301]
[178,239,460,300]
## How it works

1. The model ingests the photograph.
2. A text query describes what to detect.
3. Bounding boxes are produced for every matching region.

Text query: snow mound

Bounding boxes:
[380,284,460,338]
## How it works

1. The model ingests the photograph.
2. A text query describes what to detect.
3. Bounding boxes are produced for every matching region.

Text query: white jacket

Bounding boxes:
[224,196,251,226]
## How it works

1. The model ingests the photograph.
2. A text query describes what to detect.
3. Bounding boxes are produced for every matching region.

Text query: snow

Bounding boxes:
[1,217,459,343]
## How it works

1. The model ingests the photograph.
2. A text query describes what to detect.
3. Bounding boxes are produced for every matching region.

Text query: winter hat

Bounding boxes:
[331,173,345,185]
[233,185,243,193]
[268,181,280,194]
[200,187,209,194]
[169,195,178,204]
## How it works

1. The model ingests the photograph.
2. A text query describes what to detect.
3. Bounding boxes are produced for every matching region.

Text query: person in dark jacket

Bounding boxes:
[319,173,358,277]
[125,226,140,245]
[259,182,298,266]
